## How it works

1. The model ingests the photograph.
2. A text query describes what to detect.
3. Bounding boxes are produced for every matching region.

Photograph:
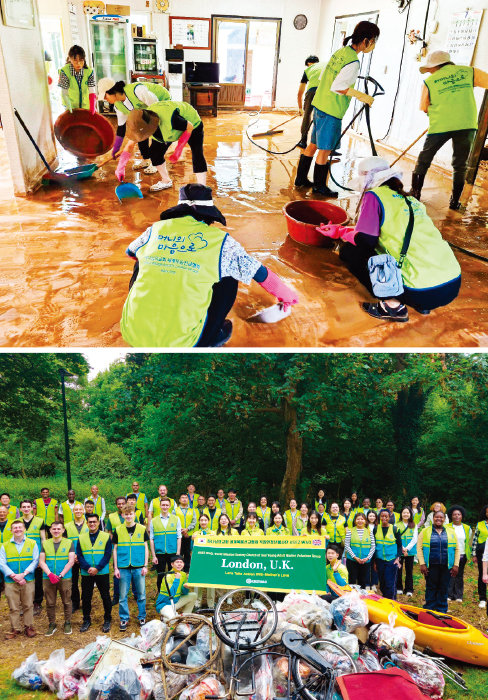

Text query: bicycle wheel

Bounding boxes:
[291,639,358,700]
[213,588,278,650]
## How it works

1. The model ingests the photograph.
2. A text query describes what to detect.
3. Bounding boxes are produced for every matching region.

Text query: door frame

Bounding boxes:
[211,14,282,108]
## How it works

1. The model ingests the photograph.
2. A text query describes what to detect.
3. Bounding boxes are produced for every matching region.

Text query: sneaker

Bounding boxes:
[45,623,57,637]
[406,592,413,597]
[64,622,72,635]
[143,165,158,174]
[397,590,403,595]
[447,598,452,602]
[33,603,42,616]
[120,619,129,631]
[362,301,409,323]
[455,599,463,603]
[132,159,150,171]
[80,620,91,633]
[479,601,486,609]
[138,618,146,627]
[149,179,173,192]
[102,621,111,633]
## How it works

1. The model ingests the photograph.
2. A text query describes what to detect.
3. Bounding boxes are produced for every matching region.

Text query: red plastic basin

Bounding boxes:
[283,199,348,247]
[54,109,114,158]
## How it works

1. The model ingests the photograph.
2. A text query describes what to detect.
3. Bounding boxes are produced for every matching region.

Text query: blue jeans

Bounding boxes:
[118,568,146,621]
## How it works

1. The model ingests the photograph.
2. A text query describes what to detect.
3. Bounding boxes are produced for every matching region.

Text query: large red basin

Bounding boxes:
[54,109,114,158]
[283,200,348,247]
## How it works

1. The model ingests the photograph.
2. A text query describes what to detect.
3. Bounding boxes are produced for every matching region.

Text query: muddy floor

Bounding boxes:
[0,112,487,348]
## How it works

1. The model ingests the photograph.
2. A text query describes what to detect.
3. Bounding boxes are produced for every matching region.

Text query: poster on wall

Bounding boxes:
[446,10,483,66]
[169,16,211,50]
[0,0,35,28]
[68,2,80,43]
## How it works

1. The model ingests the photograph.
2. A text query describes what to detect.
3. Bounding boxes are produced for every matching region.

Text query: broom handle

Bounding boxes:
[267,114,299,133]
[390,129,428,167]
[14,109,53,173]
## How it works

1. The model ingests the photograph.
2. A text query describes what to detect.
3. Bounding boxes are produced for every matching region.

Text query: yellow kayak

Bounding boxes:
[328,582,488,667]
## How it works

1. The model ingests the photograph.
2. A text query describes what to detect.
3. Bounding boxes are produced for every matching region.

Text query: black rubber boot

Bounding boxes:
[297,138,308,149]
[409,172,425,201]
[449,180,465,210]
[294,154,313,187]
[312,162,338,198]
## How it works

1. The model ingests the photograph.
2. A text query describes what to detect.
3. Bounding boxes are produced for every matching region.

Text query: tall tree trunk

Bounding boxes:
[280,397,303,502]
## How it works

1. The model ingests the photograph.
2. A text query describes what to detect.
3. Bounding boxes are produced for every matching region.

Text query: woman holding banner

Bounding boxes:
[216,514,239,537]
[192,514,215,609]
[241,513,264,538]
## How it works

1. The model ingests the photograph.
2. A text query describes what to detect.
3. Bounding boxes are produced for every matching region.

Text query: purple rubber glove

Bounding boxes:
[115,151,131,182]
[258,269,298,311]
[89,93,97,115]
[112,135,124,158]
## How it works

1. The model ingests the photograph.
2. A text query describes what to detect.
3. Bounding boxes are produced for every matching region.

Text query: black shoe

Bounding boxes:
[312,163,338,198]
[71,605,80,614]
[409,172,425,201]
[102,621,111,633]
[119,619,129,632]
[312,184,339,198]
[449,180,465,210]
[294,154,313,187]
[296,138,308,149]
[331,150,342,157]
[362,301,409,323]
[417,309,431,315]
[213,319,233,347]
[80,620,91,633]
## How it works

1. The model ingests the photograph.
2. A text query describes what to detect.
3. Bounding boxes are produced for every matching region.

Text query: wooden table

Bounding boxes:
[187,84,221,117]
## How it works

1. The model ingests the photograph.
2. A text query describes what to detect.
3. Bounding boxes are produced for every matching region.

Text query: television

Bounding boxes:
[185,61,219,84]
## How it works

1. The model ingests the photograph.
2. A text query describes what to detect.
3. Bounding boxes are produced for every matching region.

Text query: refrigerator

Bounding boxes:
[89,17,131,88]
[133,38,158,74]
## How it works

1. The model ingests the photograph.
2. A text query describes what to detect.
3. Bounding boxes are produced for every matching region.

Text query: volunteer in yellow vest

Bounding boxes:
[58,45,96,114]
[0,505,12,599]
[77,513,113,634]
[0,519,39,639]
[204,495,222,532]
[257,496,272,531]
[397,507,418,596]
[98,77,172,191]
[417,510,459,613]
[411,50,488,210]
[296,21,379,196]
[59,489,84,525]
[195,494,207,517]
[225,489,243,528]
[35,487,58,527]
[237,502,265,533]
[241,513,264,538]
[20,500,47,617]
[150,497,181,590]
[127,482,148,520]
[320,156,461,322]
[113,505,149,631]
[323,543,349,602]
[471,504,488,609]
[266,512,288,537]
[342,498,355,529]
[120,98,207,188]
[216,513,239,537]
[187,484,201,509]
[126,494,146,525]
[174,493,196,572]
[447,505,471,603]
[156,553,197,620]
[191,514,215,609]
[39,521,75,636]
[315,488,327,513]
[411,497,425,527]
[284,499,301,536]
[148,485,175,523]
[301,511,324,537]
[64,503,88,614]
[344,511,376,589]
[121,183,298,348]
[85,485,106,526]
[373,509,402,600]
[324,503,346,545]
[297,56,326,149]
[0,493,19,521]
[385,500,401,526]
[297,503,309,532]
[106,497,130,607]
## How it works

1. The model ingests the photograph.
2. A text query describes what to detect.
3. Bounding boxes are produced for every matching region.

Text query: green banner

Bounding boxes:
[188,535,327,594]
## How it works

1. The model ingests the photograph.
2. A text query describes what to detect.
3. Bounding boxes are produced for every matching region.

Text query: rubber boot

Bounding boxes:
[294,154,313,187]
[449,180,464,211]
[409,172,425,201]
[312,162,338,198]
[297,138,308,149]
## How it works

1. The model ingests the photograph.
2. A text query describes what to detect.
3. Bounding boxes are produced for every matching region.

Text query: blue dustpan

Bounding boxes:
[116,180,143,203]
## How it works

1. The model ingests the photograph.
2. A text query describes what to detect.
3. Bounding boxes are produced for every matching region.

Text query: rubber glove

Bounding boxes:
[115,150,131,182]
[89,93,97,115]
[168,131,191,163]
[112,135,124,158]
[316,223,356,245]
[48,572,60,584]
[62,90,72,113]
[258,269,298,311]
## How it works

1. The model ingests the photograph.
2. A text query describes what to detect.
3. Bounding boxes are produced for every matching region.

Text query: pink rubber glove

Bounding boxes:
[115,150,131,182]
[259,269,298,311]
[316,223,356,245]
[168,131,191,163]
[48,572,60,584]
[112,135,124,158]
[89,93,97,115]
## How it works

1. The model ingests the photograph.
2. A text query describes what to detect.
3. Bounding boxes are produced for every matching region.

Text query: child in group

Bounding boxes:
[156,554,197,620]
[58,45,96,114]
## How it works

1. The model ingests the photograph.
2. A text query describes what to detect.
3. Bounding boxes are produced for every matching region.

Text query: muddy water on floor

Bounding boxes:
[0,113,487,347]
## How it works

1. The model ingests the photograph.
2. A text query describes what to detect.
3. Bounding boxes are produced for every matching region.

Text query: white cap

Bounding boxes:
[347,156,403,192]
[419,50,451,74]
[97,77,116,100]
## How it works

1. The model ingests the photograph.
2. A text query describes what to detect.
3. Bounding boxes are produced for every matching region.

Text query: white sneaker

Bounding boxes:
[397,590,403,595]
[133,159,150,171]
[149,180,173,192]
[143,165,158,174]
[455,599,463,603]
[447,598,452,602]
[406,592,413,597]
[479,601,486,608]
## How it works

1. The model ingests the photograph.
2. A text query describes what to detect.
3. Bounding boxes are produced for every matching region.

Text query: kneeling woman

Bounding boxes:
[318,157,461,322]
[121,184,298,348]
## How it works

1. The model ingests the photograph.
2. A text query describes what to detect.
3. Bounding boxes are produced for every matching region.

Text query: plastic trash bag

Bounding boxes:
[323,631,359,659]
[263,611,307,643]
[277,591,333,635]
[368,613,415,655]
[119,633,143,649]
[150,665,187,700]
[88,664,141,700]
[196,626,218,655]
[251,655,273,700]
[273,655,312,697]
[68,637,111,677]
[57,673,84,700]
[180,675,224,700]
[139,619,167,651]
[40,649,66,692]
[356,647,381,672]
[186,645,208,668]
[12,653,45,690]
[390,653,445,699]
[329,591,368,632]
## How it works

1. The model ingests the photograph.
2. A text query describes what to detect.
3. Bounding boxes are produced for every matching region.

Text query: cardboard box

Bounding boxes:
[106,4,130,15]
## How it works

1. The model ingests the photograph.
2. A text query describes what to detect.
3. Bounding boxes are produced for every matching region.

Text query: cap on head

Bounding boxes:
[348,155,403,191]
[126,109,159,142]
[419,50,451,74]
[98,77,116,100]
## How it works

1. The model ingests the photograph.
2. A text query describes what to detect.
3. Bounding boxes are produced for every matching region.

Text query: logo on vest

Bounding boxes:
[158,232,208,254]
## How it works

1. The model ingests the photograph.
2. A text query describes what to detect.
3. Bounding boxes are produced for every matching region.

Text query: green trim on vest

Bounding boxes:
[4,538,36,582]
[115,82,171,115]
[241,527,264,538]
[147,100,201,143]
[324,515,346,544]
[108,512,123,531]
[370,187,461,289]
[476,521,488,545]
[325,562,348,590]
[256,506,271,529]
[0,521,13,544]
[152,514,179,553]
[64,520,89,544]
[59,64,92,110]
[23,517,44,548]
[375,524,397,561]
[283,510,301,535]
[413,508,424,526]
[158,570,188,605]
[422,525,457,568]
[87,496,103,517]
[447,522,471,561]
[35,498,58,526]
[79,531,110,576]
[174,507,196,534]
[305,62,326,91]
[425,64,478,134]
[312,46,359,118]
[266,525,287,536]
[61,501,83,524]
[151,497,176,517]
[398,524,416,554]
[42,537,72,579]
[115,523,146,568]
[346,527,371,560]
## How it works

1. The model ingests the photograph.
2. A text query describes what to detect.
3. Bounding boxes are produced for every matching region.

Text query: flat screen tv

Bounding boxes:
[185,61,219,83]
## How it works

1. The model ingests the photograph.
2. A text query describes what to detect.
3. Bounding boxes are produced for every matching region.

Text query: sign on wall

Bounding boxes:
[0,0,35,28]
[446,10,483,66]
[169,16,211,50]
[188,536,328,593]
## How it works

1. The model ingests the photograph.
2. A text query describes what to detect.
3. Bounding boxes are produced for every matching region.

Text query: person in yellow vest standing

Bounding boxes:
[417,510,459,613]
[225,489,243,529]
[410,50,488,210]
[19,500,47,617]
[113,505,149,631]
[324,503,346,546]
[447,505,471,603]
[106,496,128,606]
[127,482,148,521]
[64,503,88,615]
[58,45,96,114]
[195,495,208,519]
[39,521,75,636]
[0,493,19,521]
[397,507,418,596]
[284,499,301,536]
[187,484,200,509]
[344,511,376,589]
[77,513,112,634]
[0,505,12,599]
[203,495,221,532]
[85,485,106,528]
[471,505,488,609]
[373,509,402,600]
[126,495,146,525]
[191,513,215,609]
[59,490,84,526]
[297,56,326,149]
[150,497,181,590]
[257,497,272,531]
[156,553,197,620]
[0,519,39,638]
[148,485,175,524]
[98,77,172,191]
[174,494,197,572]
[35,488,58,529]
[296,21,379,195]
